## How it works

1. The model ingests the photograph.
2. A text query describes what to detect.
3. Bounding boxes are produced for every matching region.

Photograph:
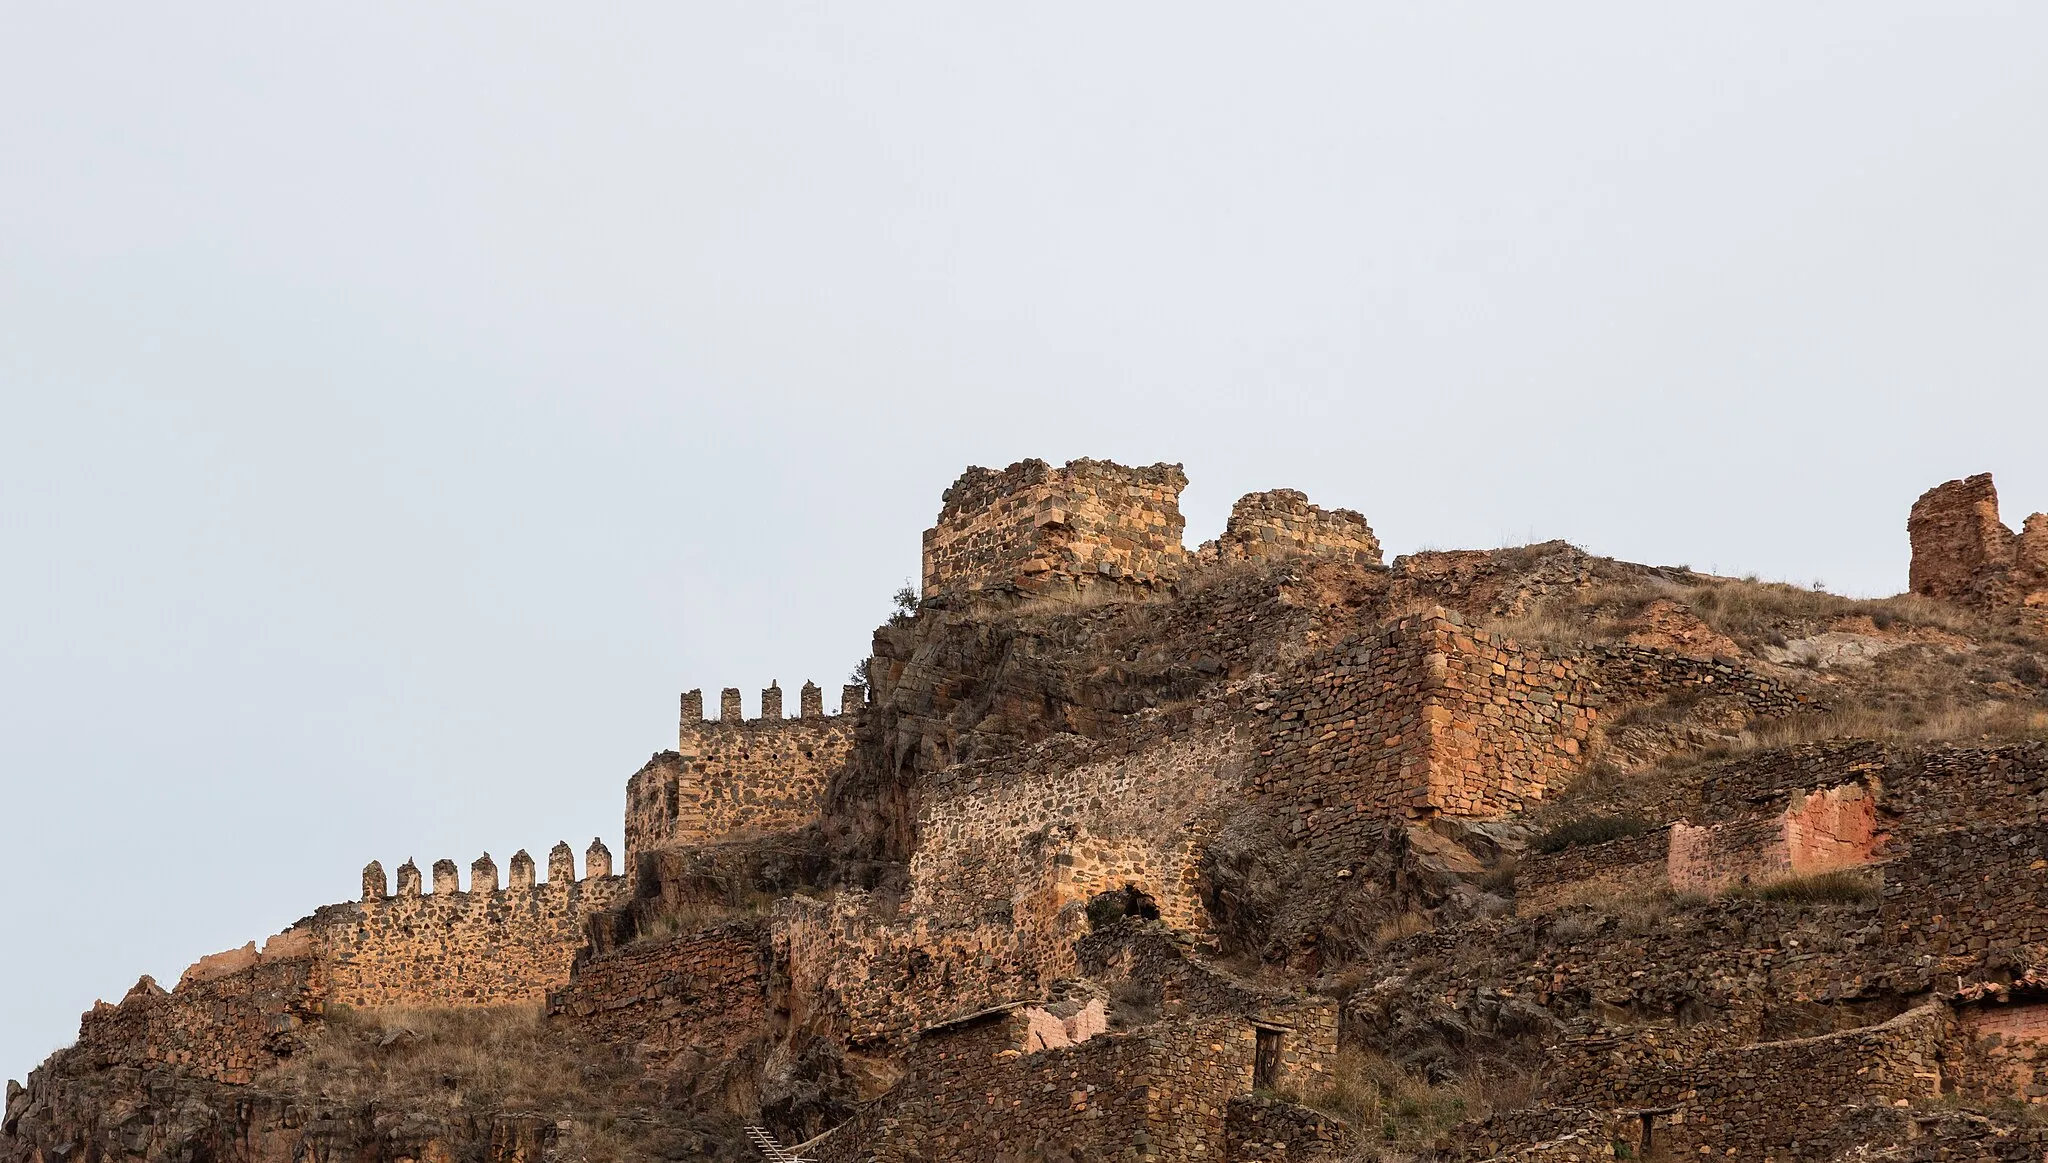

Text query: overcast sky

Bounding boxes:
[4,4,2045,1080]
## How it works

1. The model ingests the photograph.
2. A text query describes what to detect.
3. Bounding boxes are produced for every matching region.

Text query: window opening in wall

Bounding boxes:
[1253,1026,1283,1091]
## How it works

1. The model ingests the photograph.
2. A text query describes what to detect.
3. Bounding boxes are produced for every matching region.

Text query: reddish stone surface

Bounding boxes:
[1909,473,2017,601]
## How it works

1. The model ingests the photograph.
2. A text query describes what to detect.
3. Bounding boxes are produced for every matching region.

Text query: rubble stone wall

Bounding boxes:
[1257,613,1597,848]
[1200,489,1382,569]
[1952,1000,2048,1104]
[305,872,626,1008]
[906,729,1251,935]
[776,894,1082,1047]
[1553,1003,1950,1158]
[855,1012,1254,1163]
[1225,1096,1351,1162]
[1515,828,1671,914]
[624,707,855,864]
[545,923,768,1069]
[1879,821,2048,977]
[921,458,1189,602]
[71,955,323,1085]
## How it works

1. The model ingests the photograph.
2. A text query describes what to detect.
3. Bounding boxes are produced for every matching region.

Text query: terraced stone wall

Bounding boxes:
[852,1012,1254,1163]
[906,727,1251,937]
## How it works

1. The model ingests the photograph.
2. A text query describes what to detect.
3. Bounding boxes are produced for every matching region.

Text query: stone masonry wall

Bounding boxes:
[623,687,856,866]
[852,1012,1256,1163]
[1199,489,1382,570]
[70,949,324,1085]
[1515,828,1671,914]
[546,922,768,1070]
[1257,612,1597,851]
[921,458,1189,602]
[1878,821,2048,980]
[1951,998,2048,1105]
[907,728,1252,937]
[776,893,1084,1048]
[1667,781,1885,896]
[305,844,624,1008]
[1546,1003,1951,1160]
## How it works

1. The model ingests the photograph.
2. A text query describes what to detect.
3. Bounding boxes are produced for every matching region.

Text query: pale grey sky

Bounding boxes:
[4,4,2045,1079]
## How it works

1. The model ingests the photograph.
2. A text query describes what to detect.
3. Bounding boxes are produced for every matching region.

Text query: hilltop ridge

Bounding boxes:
[7,460,2048,1163]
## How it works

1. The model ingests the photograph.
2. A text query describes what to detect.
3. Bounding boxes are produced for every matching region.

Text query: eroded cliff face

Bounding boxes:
[13,464,2048,1163]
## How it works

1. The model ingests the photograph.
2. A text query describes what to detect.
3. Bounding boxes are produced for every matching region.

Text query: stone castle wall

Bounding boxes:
[1199,489,1383,570]
[907,728,1252,936]
[546,922,769,1070]
[776,893,1083,1048]
[306,842,624,1008]
[1256,612,1598,850]
[70,948,324,1085]
[623,684,859,866]
[921,457,1190,602]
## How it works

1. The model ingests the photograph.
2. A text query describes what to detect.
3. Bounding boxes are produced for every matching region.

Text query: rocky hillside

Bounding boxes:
[8,463,2048,1163]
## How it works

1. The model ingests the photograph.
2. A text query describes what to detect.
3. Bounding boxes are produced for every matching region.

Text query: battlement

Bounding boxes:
[359,838,612,900]
[678,680,864,734]
[1198,488,1384,569]
[305,838,626,1009]
[625,685,862,864]
[921,457,1190,602]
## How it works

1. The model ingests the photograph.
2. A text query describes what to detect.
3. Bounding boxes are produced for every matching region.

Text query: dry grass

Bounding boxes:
[1372,911,1434,946]
[1720,700,2048,753]
[1290,1048,1537,1152]
[1485,572,2043,655]
[1734,869,1880,904]
[262,1005,727,1163]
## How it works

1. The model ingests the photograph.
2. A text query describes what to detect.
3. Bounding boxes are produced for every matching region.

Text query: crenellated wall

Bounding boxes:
[623,683,860,866]
[921,457,1190,602]
[304,839,624,1008]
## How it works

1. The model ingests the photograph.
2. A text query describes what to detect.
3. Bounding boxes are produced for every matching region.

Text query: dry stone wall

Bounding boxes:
[546,922,768,1069]
[848,1012,1256,1163]
[306,845,624,1008]
[1256,612,1597,851]
[921,458,1190,602]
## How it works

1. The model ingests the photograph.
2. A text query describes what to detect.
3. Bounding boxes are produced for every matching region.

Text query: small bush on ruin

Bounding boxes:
[1740,869,1880,904]
[1532,815,1652,854]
